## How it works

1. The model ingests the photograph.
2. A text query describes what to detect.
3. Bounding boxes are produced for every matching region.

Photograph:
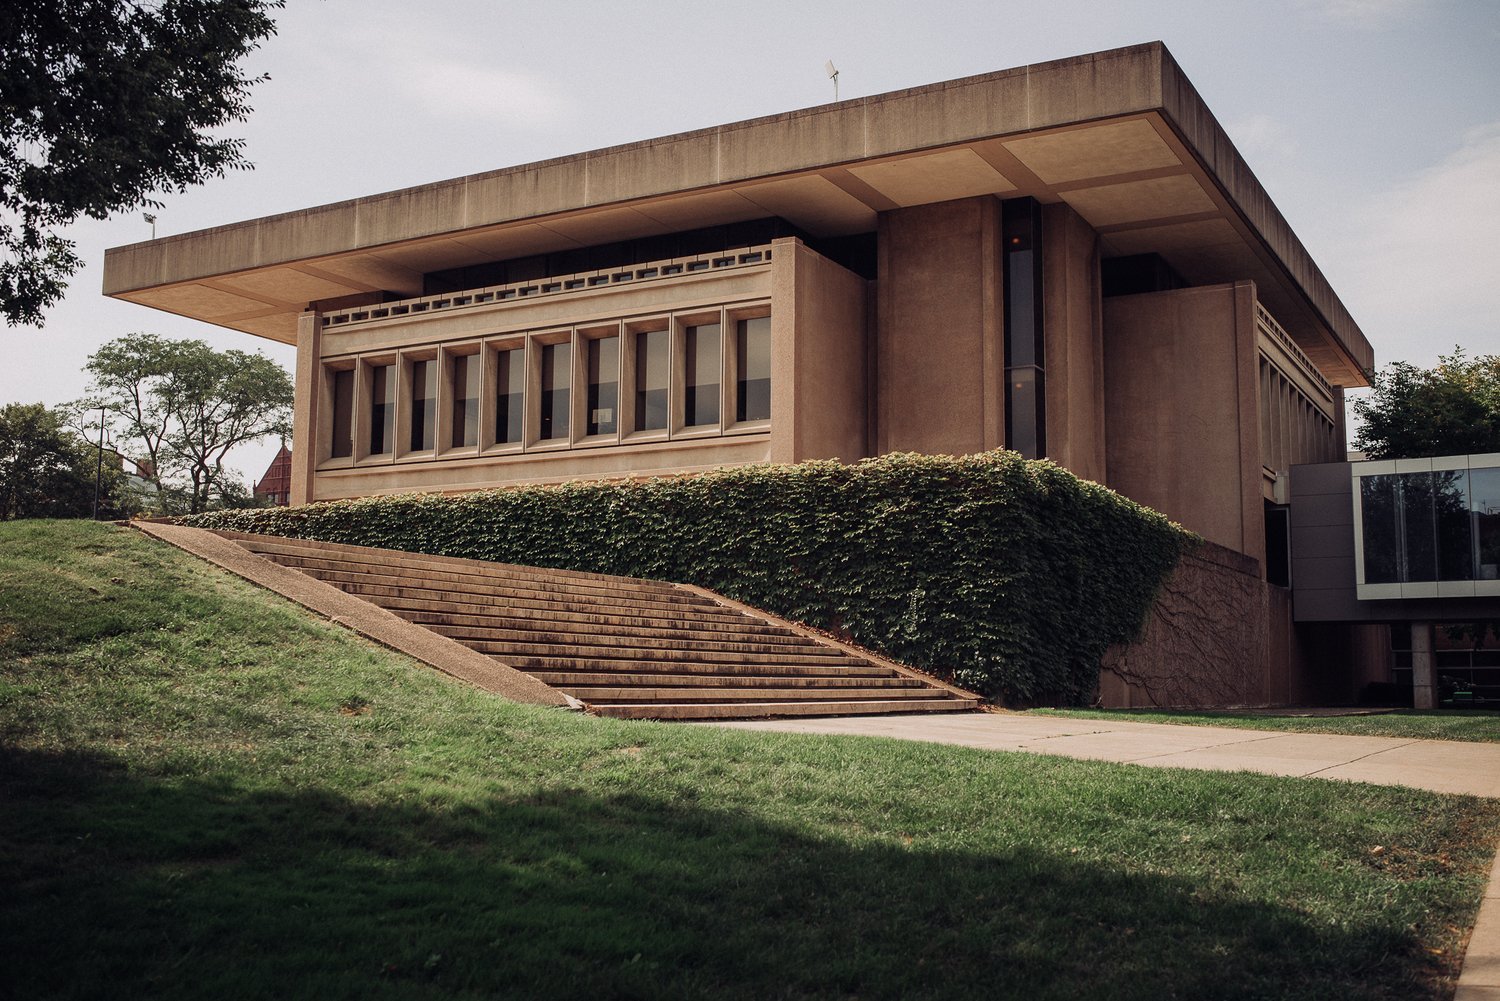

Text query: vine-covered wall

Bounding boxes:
[187,451,1194,705]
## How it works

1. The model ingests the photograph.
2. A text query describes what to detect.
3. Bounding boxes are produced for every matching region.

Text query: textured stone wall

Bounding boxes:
[1098,542,1273,708]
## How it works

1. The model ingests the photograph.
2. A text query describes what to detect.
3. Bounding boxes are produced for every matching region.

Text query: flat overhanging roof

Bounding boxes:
[101,41,1373,386]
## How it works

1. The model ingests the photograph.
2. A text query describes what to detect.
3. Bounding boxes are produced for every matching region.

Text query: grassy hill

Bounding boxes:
[3,520,1499,1000]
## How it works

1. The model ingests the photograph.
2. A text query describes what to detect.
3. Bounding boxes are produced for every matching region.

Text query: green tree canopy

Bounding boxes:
[0,0,282,326]
[84,332,293,514]
[0,402,131,519]
[1352,349,1500,460]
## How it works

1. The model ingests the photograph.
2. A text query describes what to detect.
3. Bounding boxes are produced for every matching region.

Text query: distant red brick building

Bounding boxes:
[254,446,292,506]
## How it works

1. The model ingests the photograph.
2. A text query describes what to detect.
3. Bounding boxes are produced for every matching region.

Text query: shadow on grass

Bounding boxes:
[1,745,1435,1001]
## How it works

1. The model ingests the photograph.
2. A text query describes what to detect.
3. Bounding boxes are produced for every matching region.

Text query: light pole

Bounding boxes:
[92,405,106,520]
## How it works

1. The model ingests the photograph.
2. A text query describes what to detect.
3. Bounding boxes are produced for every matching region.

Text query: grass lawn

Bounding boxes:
[1028,707,1500,743]
[4,520,1500,1000]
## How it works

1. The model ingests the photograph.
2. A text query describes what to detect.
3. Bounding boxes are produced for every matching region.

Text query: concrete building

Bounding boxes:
[102,42,1383,706]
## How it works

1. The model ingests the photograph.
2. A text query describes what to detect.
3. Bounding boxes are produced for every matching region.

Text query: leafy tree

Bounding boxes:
[1353,349,1500,460]
[0,0,282,326]
[85,333,293,514]
[0,402,131,519]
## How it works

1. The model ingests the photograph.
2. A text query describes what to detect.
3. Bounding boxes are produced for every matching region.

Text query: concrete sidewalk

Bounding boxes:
[706,711,1500,798]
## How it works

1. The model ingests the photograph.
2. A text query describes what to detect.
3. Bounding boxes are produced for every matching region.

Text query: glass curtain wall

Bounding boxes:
[1360,464,1500,584]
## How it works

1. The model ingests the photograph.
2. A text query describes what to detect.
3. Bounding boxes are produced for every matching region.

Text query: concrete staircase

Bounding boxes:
[214,531,979,720]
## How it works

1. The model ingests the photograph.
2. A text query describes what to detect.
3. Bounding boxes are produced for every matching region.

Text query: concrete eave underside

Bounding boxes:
[102,41,1372,387]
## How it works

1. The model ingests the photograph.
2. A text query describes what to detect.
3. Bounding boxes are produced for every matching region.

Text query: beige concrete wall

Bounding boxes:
[290,312,320,505]
[1042,203,1106,483]
[1103,281,1263,565]
[299,243,867,502]
[770,239,870,463]
[310,434,772,501]
[875,196,1003,456]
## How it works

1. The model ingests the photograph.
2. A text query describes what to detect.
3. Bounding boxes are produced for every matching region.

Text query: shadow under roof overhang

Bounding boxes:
[102,41,1373,387]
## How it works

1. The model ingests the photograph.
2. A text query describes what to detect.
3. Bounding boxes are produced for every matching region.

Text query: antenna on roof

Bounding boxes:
[825,60,839,102]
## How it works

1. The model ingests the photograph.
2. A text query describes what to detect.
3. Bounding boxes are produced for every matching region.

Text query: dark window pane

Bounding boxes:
[1474,467,1500,581]
[1435,469,1474,581]
[736,316,771,422]
[1006,367,1043,460]
[450,354,480,448]
[369,364,395,455]
[330,369,354,458]
[1360,474,1399,584]
[1399,471,1436,582]
[685,323,720,427]
[635,329,668,431]
[540,342,571,441]
[409,359,436,451]
[1265,505,1290,588]
[1006,251,1038,367]
[586,336,619,436]
[495,348,524,445]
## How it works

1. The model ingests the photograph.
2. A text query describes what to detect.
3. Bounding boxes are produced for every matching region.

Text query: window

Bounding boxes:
[635,328,669,432]
[539,341,571,441]
[330,368,354,459]
[1002,197,1046,458]
[735,316,771,423]
[586,333,619,436]
[684,322,720,428]
[449,352,480,449]
[1355,456,1500,596]
[494,345,524,445]
[368,363,395,455]
[408,358,437,452]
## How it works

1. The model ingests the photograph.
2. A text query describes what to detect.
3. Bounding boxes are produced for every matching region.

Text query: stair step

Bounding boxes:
[357,592,775,636]
[288,566,740,618]
[561,686,944,703]
[253,552,701,608]
[322,583,757,628]
[448,637,862,665]
[591,699,980,720]
[504,655,898,676]
[529,671,927,689]
[232,534,680,593]
[398,609,819,645]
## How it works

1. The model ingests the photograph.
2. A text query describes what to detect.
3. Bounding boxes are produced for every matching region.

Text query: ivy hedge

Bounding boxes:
[184,451,1194,705]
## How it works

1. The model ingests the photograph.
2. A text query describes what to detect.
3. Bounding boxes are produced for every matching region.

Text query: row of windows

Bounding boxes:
[321,307,772,464]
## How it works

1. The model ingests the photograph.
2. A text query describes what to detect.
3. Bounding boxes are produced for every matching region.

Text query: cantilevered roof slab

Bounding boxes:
[102,41,1373,386]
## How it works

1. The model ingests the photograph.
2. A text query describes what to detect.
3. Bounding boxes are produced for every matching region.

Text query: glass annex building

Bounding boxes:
[1355,456,1500,598]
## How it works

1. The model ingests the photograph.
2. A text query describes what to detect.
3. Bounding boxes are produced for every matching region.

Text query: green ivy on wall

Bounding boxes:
[184,450,1195,705]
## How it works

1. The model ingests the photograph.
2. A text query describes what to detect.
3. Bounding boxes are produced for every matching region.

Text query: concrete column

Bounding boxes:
[1410,621,1436,710]
[289,310,321,506]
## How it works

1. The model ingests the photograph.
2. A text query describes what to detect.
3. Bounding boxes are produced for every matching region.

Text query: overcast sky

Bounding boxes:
[5,0,1498,482]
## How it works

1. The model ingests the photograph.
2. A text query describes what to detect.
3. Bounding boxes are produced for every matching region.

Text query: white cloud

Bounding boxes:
[1225,113,1300,171]
[405,64,576,129]
[1302,0,1428,28]
[1331,123,1500,366]
[288,15,578,132]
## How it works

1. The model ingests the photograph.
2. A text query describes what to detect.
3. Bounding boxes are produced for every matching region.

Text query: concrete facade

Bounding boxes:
[103,43,1382,707]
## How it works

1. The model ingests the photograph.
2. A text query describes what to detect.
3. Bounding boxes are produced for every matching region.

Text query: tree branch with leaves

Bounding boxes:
[1,0,282,326]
